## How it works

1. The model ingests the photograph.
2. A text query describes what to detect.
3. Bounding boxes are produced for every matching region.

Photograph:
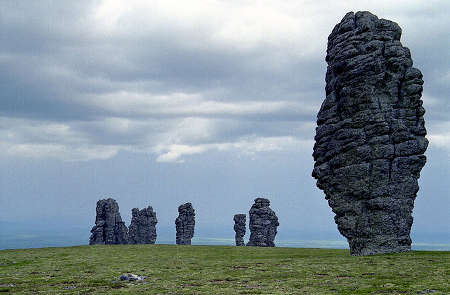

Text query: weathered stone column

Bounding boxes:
[233,214,246,246]
[89,198,128,245]
[312,11,428,255]
[128,206,158,244]
[246,198,279,247]
[175,203,195,245]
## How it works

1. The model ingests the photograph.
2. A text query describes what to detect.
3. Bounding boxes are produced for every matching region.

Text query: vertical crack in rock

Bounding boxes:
[175,203,195,245]
[233,214,246,246]
[313,11,428,255]
[246,198,279,247]
[128,206,158,244]
[89,198,128,245]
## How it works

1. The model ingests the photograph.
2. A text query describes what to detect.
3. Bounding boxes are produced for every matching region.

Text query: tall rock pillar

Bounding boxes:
[128,206,158,244]
[175,203,195,245]
[246,198,279,247]
[89,198,128,245]
[233,214,246,246]
[313,11,428,255]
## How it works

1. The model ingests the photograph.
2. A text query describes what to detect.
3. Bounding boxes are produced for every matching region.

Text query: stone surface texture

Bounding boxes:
[246,198,279,247]
[233,214,246,246]
[312,11,427,255]
[119,273,147,281]
[89,198,128,245]
[175,203,195,245]
[128,206,158,244]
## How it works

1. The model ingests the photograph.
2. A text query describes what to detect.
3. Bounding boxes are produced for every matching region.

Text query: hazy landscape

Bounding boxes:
[1,220,449,251]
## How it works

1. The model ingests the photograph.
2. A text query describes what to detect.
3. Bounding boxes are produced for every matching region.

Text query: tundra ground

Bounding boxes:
[0,245,448,294]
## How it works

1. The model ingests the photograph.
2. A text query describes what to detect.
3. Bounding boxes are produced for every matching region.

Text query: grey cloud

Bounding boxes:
[0,1,449,162]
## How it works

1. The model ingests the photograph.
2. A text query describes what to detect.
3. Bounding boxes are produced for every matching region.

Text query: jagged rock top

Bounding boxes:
[233,214,246,223]
[328,11,401,47]
[178,202,195,213]
[131,206,157,223]
[252,198,271,208]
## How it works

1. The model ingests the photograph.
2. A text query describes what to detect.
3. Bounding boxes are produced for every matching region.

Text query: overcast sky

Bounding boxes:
[1,1,449,245]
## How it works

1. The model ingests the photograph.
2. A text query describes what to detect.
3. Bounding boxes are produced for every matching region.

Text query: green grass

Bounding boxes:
[0,245,448,294]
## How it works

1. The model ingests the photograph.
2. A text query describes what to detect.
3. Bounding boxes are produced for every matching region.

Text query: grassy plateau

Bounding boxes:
[0,244,448,294]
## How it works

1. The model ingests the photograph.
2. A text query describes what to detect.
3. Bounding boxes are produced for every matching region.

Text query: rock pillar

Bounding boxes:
[175,203,195,245]
[312,11,428,255]
[128,206,158,244]
[233,214,246,246]
[247,198,279,247]
[89,198,128,245]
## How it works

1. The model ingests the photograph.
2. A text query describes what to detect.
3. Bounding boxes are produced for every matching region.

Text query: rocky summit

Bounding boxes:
[247,198,279,247]
[312,11,428,255]
[89,198,128,245]
[175,203,195,245]
[233,214,246,246]
[128,206,158,244]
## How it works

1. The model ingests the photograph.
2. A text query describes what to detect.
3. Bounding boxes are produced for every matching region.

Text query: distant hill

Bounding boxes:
[1,220,448,250]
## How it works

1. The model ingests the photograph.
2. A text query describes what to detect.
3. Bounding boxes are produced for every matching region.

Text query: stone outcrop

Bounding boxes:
[89,198,128,245]
[312,11,428,255]
[175,203,195,245]
[246,198,279,247]
[128,206,158,244]
[233,214,246,246]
